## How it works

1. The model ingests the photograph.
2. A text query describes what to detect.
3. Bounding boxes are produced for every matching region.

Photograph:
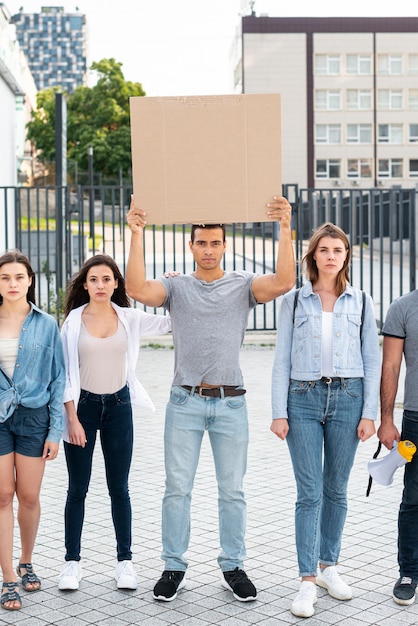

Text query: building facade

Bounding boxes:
[11,5,87,93]
[0,3,37,188]
[234,16,418,190]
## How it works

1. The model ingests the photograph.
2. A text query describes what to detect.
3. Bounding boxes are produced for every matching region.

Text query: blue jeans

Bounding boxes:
[63,385,133,562]
[399,410,418,579]
[161,385,248,572]
[286,378,363,577]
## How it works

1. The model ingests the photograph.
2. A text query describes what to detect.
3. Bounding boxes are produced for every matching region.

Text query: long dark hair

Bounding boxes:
[0,249,36,305]
[303,223,351,296]
[64,255,130,317]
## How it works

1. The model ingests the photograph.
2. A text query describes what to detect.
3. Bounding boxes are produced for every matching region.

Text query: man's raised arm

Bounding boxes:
[251,196,296,304]
[126,197,167,307]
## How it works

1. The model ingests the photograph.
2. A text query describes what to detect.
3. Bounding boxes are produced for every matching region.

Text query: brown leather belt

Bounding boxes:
[320,377,343,383]
[181,385,246,398]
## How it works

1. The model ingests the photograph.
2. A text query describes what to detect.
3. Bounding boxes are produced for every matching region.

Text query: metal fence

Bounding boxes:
[0,183,416,330]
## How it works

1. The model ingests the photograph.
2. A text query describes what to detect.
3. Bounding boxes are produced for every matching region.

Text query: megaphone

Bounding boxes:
[368,440,416,487]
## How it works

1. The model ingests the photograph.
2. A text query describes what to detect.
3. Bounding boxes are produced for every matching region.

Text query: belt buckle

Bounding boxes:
[324,377,332,384]
[198,386,207,397]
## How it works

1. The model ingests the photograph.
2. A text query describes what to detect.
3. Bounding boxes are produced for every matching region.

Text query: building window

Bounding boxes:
[378,90,403,110]
[315,90,341,110]
[378,159,403,178]
[377,54,403,75]
[408,54,418,75]
[409,124,418,142]
[315,54,340,74]
[409,89,418,110]
[378,124,403,143]
[346,89,372,110]
[347,159,372,178]
[410,159,418,177]
[315,124,341,143]
[347,124,372,143]
[346,54,371,74]
[316,159,341,178]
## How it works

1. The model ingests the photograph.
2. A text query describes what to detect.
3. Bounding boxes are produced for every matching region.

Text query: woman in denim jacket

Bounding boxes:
[58,255,171,592]
[0,250,65,611]
[271,223,380,618]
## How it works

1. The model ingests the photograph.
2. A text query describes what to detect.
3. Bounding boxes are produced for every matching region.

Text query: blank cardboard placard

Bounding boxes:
[130,94,281,225]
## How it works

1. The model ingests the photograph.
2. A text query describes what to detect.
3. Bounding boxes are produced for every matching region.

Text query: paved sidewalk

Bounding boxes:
[4,335,417,626]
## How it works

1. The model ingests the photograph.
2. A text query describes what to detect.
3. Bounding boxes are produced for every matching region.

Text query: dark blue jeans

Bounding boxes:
[63,385,133,562]
[399,410,418,579]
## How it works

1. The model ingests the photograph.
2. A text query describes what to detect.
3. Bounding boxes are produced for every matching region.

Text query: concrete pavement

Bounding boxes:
[4,334,416,626]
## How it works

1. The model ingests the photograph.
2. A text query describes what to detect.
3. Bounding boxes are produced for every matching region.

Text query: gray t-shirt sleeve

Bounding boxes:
[382,298,406,339]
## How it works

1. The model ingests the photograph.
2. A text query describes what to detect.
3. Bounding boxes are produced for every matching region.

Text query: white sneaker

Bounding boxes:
[291,581,317,618]
[114,560,138,590]
[58,561,82,590]
[316,566,352,600]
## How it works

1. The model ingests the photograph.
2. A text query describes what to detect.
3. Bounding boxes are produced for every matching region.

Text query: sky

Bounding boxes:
[5,0,418,96]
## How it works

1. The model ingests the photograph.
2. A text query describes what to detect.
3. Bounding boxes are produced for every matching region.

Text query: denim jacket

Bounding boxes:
[0,303,65,442]
[271,282,381,421]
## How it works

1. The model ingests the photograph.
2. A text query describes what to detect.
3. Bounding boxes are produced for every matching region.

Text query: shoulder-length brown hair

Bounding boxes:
[0,249,36,305]
[64,254,130,317]
[303,223,351,296]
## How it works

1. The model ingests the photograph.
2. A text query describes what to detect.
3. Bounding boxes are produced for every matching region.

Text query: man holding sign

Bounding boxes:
[126,196,295,602]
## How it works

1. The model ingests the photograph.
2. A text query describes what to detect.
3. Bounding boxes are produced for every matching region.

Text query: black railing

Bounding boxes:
[0,184,416,330]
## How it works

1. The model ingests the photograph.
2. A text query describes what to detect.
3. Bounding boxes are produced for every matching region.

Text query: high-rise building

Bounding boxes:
[11,5,87,93]
[233,15,418,190]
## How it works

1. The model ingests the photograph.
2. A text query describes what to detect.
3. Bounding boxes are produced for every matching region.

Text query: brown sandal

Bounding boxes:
[16,563,41,592]
[1,582,22,610]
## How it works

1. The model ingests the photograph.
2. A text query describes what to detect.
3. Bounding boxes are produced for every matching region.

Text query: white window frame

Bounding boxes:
[377,54,403,75]
[315,124,341,143]
[409,159,418,177]
[347,158,373,179]
[409,124,418,143]
[378,158,403,178]
[378,124,403,144]
[315,54,340,75]
[409,89,418,110]
[346,54,371,75]
[346,89,372,110]
[347,124,372,143]
[316,159,341,179]
[315,90,341,110]
[378,90,403,110]
[409,54,418,75]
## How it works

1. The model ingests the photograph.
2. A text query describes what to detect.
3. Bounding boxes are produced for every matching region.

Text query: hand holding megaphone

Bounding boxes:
[368,440,416,487]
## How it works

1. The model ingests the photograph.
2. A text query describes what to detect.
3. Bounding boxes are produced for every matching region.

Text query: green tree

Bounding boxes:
[26,58,145,180]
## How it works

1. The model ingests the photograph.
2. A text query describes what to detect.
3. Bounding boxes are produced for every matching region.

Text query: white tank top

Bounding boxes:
[321,311,334,376]
[0,337,19,378]
[78,320,127,394]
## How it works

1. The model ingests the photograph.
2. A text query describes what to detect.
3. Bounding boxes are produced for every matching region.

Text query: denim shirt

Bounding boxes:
[271,282,381,421]
[0,303,65,442]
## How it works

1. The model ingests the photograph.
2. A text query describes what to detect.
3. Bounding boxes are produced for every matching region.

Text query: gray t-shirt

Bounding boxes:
[159,271,258,386]
[382,289,418,410]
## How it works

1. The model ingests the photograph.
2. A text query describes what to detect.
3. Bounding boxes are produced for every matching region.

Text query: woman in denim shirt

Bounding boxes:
[0,250,65,611]
[271,223,380,618]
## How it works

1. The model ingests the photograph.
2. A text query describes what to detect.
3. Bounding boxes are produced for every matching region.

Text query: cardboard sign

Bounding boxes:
[130,94,281,225]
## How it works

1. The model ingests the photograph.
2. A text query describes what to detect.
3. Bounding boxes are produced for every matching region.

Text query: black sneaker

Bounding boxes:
[153,570,186,601]
[221,567,257,602]
[393,576,417,605]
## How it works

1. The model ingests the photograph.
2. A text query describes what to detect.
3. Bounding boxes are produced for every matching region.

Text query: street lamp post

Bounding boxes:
[88,145,94,239]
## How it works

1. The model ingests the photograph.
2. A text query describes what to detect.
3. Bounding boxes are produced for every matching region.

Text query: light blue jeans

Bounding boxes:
[286,378,363,577]
[161,385,249,572]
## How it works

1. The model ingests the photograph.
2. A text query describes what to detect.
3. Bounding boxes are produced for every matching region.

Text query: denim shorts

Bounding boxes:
[0,405,50,457]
